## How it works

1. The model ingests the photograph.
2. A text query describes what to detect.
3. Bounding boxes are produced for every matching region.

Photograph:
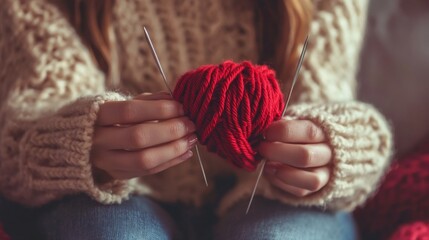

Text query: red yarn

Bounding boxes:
[389,222,429,240]
[173,61,284,171]
[0,224,10,240]
[355,140,429,240]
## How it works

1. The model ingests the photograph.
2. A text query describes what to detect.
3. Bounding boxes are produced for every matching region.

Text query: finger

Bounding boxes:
[93,134,197,172]
[97,99,184,126]
[107,150,193,179]
[259,142,332,168]
[133,92,173,100]
[265,174,312,197]
[264,120,326,143]
[94,117,196,150]
[265,165,330,191]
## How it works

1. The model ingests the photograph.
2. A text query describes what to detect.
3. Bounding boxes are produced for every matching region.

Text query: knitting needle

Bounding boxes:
[143,27,209,187]
[246,36,309,214]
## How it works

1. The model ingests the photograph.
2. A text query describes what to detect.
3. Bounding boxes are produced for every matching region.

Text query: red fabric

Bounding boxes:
[173,61,284,171]
[355,140,429,240]
[0,224,10,240]
[389,222,429,240]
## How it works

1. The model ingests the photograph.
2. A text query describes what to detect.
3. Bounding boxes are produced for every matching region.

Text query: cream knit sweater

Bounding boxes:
[0,0,392,212]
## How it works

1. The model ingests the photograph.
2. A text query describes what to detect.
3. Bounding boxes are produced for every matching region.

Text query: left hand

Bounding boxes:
[259,119,332,197]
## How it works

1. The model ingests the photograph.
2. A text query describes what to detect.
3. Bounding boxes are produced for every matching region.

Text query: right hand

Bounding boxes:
[91,92,197,181]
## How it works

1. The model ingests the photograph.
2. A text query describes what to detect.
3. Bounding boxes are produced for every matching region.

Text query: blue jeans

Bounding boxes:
[215,197,358,240]
[0,195,358,240]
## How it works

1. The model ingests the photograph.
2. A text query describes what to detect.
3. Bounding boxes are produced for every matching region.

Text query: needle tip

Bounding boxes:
[245,159,267,215]
[195,145,209,187]
[245,206,250,215]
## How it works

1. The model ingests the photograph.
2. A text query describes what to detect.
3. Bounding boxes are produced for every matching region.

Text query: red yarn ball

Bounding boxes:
[173,61,284,171]
[389,222,429,240]
[354,140,429,240]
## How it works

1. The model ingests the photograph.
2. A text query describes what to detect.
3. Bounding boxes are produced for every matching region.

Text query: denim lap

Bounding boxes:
[214,197,358,240]
[36,195,180,240]
[1,195,357,240]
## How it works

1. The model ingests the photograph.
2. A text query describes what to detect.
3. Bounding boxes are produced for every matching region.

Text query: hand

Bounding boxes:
[91,92,197,181]
[259,119,332,197]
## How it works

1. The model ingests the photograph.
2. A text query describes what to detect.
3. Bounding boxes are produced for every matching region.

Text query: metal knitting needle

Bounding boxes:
[144,27,208,187]
[246,36,309,214]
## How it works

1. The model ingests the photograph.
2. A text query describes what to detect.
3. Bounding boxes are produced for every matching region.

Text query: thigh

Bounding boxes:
[39,194,182,240]
[214,197,358,240]
[2,195,181,240]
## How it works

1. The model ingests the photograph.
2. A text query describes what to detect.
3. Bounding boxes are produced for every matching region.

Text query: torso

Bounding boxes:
[111,0,259,205]
[113,0,258,94]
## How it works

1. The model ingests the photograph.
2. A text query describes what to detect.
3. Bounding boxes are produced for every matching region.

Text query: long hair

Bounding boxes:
[68,0,312,86]
[256,0,313,86]
[68,0,115,80]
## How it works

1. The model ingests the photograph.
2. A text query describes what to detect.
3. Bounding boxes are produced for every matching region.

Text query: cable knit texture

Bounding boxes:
[0,0,392,212]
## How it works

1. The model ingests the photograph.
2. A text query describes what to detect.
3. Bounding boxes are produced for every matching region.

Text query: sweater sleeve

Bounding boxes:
[219,0,393,213]
[0,0,136,206]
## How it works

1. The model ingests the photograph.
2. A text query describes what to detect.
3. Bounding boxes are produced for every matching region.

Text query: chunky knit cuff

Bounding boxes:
[219,101,392,214]
[0,92,136,206]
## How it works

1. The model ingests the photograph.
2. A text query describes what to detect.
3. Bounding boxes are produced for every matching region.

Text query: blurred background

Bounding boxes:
[358,0,429,157]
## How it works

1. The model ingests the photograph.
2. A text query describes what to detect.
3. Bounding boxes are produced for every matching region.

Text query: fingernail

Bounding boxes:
[264,165,277,175]
[187,134,198,148]
[185,119,196,132]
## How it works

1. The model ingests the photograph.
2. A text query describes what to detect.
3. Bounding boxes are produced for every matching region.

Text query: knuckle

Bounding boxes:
[158,101,175,117]
[91,156,103,169]
[92,129,103,147]
[293,189,309,197]
[109,171,129,180]
[91,151,107,169]
[258,142,269,158]
[280,122,291,140]
[301,146,315,167]
[129,127,149,147]
[308,174,323,191]
[307,123,321,141]
[169,121,186,138]
[145,168,159,175]
[138,151,156,170]
[172,140,187,156]
[121,102,136,122]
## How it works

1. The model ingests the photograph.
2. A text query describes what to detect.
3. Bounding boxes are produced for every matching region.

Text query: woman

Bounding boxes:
[0,0,392,239]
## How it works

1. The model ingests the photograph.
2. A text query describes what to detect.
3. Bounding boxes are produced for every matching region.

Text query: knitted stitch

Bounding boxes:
[0,0,392,212]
